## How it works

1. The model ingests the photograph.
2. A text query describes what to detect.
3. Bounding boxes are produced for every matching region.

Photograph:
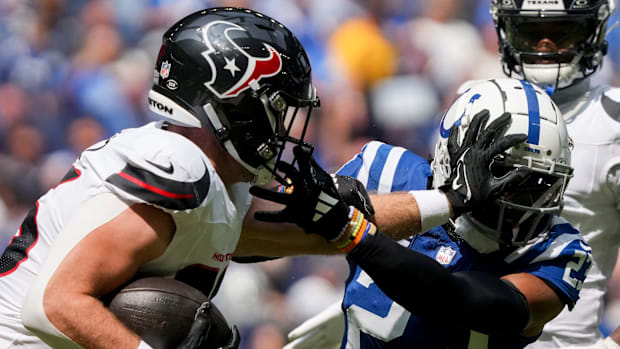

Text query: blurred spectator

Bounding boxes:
[6,123,46,165]
[0,84,28,134]
[66,116,105,154]
[403,0,484,96]
[369,74,440,156]
[327,15,398,90]
[1,0,620,346]
[245,322,286,349]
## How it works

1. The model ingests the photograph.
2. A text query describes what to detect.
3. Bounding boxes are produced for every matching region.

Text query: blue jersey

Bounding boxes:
[336,141,592,349]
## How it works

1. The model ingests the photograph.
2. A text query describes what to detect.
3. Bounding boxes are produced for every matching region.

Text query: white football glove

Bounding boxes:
[563,337,620,349]
[284,301,345,349]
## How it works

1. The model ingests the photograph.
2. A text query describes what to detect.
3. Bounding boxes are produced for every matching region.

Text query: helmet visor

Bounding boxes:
[503,16,597,62]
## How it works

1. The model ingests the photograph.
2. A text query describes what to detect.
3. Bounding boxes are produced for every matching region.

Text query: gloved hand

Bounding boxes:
[176,302,240,349]
[250,145,351,241]
[440,110,531,217]
[284,301,345,349]
[270,174,374,219]
[333,174,374,219]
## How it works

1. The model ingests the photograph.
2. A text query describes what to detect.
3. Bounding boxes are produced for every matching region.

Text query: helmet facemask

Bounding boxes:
[469,151,573,247]
[204,82,319,186]
[492,0,614,91]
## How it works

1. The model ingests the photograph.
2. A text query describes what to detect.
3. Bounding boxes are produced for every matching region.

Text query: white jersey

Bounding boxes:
[0,122,252,348]
[526,79,620,347]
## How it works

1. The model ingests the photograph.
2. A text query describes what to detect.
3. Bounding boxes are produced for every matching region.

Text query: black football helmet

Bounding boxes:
[148,8,319,185]
[491,0,615,91]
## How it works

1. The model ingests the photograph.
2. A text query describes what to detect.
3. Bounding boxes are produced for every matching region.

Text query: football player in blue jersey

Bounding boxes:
[253,78,592,349]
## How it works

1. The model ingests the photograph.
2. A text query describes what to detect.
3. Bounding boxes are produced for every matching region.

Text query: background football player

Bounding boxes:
[491,1,620,348]
[0,7,321,349]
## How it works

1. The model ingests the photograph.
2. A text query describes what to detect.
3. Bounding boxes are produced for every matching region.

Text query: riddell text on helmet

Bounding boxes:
[148,97,173,116]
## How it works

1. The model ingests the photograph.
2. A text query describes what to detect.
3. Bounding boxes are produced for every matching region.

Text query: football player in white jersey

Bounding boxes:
[261,78,592,348]
[489,0,620,347]
[0,7,325,349]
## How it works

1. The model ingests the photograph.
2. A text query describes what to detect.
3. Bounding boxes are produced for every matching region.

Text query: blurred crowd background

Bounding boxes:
[1,0,620,348]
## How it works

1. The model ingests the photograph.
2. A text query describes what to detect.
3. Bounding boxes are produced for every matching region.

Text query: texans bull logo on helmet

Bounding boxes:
[200,20,283,99]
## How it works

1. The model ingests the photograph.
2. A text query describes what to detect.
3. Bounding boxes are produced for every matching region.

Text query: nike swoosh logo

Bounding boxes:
[146,160,174,174]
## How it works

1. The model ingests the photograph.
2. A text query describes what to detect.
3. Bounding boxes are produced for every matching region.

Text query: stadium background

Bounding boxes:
[1,0,619,347]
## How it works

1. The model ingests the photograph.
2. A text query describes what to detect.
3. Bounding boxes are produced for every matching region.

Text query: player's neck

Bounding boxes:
[164,123,254,187]
[552,77,591,107]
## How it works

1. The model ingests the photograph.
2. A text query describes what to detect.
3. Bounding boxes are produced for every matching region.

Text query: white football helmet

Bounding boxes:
[431,78,573,246]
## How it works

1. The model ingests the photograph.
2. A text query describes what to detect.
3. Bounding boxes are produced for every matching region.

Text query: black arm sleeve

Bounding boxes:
[348,232,530,335]
[231,256,282,264]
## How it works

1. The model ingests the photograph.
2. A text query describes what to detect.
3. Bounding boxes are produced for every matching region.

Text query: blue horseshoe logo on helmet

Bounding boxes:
[439,93,481,138]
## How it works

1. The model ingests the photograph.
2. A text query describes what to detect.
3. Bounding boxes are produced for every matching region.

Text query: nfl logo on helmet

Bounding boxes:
[160,61,171,79]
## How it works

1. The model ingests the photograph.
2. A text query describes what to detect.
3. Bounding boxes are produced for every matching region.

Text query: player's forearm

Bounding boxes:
[240,209,339,256]
[38,293,141,349]
[371,191,452,240]
[235,231,339,257]
[348,231,529,335]
[370,193,422,239]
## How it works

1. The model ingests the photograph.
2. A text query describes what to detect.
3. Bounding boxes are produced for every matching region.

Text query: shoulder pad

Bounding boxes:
[105,129,213,210]
[602,87,620,121]
[337,141,430,192]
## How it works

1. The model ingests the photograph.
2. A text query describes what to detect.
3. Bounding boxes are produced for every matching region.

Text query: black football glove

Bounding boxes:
[250,146,351,241]
[176,302,240,349]
[268,174,374,219]
[334,174,375,219]
[440,110,531,217]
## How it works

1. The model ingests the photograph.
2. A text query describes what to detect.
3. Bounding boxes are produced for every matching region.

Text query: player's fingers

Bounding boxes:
[447,125,460,162]
[277,161,302,184]
[293,145,314,177]
[479,112,511,148]
[249,186,291,205]
[486,134,527,160]
[492,167,532,194]
[462,109,490,148]
[253,210,290,223]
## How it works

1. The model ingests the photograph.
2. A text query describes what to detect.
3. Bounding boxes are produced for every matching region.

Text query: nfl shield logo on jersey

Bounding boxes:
[160,60,171,79]
[435,246,456,265]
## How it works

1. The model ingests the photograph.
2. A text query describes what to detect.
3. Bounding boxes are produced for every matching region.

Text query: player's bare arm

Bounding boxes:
[368,192,425,240]
[238,191,425,256]
[501,273,565,337]
[22,197,174,349]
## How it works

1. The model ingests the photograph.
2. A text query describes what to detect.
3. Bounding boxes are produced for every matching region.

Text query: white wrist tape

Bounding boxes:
[603,337,620,349]
[138,340,154,349]
[409,190,451,232]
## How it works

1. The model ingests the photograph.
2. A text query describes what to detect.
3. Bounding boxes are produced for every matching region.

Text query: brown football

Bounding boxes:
[108,277,208,349]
